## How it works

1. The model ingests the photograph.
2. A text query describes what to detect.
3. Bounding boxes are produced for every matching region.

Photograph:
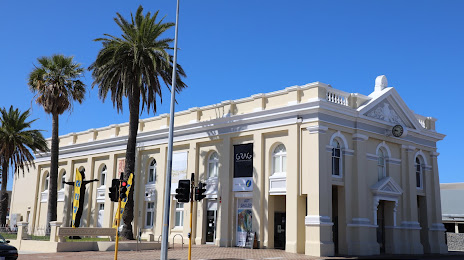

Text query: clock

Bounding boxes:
[392,125,404,137]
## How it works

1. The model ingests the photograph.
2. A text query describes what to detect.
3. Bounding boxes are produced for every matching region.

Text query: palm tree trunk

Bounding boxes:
[121,87,140,239]
[47,113,59,226]
[0,161,8,225]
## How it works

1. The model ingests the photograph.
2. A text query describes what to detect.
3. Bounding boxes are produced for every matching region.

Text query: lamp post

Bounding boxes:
[160,0,180,259]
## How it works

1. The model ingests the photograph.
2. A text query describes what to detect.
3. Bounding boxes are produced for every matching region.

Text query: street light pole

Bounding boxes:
[161,0,180,259]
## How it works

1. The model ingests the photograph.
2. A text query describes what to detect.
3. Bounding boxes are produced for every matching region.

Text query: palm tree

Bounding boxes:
[28,54,86,226]
[89,5,187,239]
[0,106,49,224]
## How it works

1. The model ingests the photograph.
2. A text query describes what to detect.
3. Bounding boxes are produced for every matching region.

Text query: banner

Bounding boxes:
[71,169,82,228]
[113,173,133,228]
[233,144,253,191]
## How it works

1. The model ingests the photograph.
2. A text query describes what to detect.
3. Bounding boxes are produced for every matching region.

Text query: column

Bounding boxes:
[346,133,378,255]
[400,145,422,254]
[304,125,333,257]
[286,125,305,253]
[252,132,264,249]
[218,137,232,247]
[427,152,448,253]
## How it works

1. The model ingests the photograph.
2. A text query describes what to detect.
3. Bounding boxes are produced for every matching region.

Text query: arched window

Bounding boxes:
[44,172,50,191]
[377,149,386,180]
[100,165,107,186]
[272,144,287,176]
[148,159,156,184]
[208,152,219,179]
[60,171,66,190]
[416,157,423,189]
[332,139,341,176]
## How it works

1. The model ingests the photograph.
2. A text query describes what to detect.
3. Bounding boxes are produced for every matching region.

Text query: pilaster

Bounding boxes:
[218,137,232,247]
[304,125,334,257]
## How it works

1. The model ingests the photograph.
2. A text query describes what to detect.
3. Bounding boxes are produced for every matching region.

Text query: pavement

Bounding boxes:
[16,244,464,260]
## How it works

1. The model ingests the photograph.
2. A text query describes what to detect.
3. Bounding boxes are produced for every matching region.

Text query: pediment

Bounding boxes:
[371,177,403,197]
[358,88,423,130]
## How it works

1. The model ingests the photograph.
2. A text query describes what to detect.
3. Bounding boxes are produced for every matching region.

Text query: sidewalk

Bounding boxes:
[16,244,464,260]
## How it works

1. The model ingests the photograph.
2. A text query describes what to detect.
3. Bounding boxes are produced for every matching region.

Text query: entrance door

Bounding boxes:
[274,212,286,249]
[376,201,385,253]
[206,210,216,243]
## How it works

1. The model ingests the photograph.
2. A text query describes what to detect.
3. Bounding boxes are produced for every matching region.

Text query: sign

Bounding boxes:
[171,151,188,194]
[72,169,82,228]
[236,198,252,247]
[233,144,253,191]
[244,232,255,249]
[113,173,133,228]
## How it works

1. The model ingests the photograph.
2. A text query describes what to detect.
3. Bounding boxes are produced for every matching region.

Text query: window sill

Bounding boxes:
[171,227,183,232]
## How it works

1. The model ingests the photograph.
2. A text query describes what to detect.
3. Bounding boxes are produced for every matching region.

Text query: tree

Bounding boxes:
[89,5,187,239]
[0,106,49,224]
[28,54,86,226]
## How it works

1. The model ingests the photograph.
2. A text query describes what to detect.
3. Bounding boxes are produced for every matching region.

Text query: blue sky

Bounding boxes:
[1,1,463,190]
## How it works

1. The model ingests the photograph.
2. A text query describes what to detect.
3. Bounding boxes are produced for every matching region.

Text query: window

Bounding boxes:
[44,173,49,191]
[272,144,287,176]
[175,202,184,227]
[148,159,156,184]
[100,165,107,186]
[416,157,423,189]
[146,202,155,227]
[377,149,386,180]
[208,152,219,178]
[60,171,66,190]
[332,140,341,176]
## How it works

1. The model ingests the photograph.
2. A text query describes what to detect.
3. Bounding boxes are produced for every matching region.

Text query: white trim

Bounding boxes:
[376,141,392,158]
[352,133,369,141]
[329,131,349,150]
[306,125,328,134]
[304,215,333,226]
[414,150,429,167]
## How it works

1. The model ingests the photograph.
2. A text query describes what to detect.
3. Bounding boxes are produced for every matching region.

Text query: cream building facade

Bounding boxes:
[10,75,448,256]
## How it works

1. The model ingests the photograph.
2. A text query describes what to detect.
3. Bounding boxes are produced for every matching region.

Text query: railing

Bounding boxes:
[172,234,184,249]
[326,88,349,106]
[0,224,17,240]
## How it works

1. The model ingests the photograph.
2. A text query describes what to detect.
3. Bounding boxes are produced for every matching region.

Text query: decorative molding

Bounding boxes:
[347,218,377,228]
[342,149,355,156]
[430,223,446,231]
[430,152,440,158]
[57,190,65,202]
[400,221,421,230]
[269,175,286,195]
[386,158,402,165]
[366,153,378,161]
[305,215,333,226]
[352,133,369,142]
[401,145,416,152]
[306,125,328,134]
[366,102,404,125]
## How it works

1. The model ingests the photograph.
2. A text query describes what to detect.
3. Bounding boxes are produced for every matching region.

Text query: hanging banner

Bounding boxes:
[171,151,188,194]
[71,169,82,228]
[113,173,133,228]
[236,198,253,247]
[233,144,253,191]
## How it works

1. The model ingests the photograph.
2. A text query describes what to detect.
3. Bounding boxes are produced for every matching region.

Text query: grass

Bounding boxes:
[0,233,17,240]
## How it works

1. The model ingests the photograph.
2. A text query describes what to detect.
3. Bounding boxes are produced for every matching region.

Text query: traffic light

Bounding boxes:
[175,180,190,203]
[195,182,207,201]
[120,181,128,200]
[109,179,120,202]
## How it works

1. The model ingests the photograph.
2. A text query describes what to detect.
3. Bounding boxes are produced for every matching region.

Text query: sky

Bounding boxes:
[1,1,463,190]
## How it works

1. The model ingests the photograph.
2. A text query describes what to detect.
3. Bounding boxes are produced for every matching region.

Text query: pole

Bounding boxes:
[114,196,121,260]
[188,173,194,260]
[161,0,180,259]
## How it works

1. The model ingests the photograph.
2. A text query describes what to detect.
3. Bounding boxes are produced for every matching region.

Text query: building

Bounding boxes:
[441,183,464,233]
[10,75,448,256]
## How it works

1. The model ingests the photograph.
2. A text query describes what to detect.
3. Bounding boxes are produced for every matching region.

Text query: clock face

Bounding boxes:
[392,125,404,137]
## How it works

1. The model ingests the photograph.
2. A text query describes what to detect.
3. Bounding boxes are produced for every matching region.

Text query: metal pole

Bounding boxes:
[114,194,121,260]
[161,0,180,259]
[188,173,194,260]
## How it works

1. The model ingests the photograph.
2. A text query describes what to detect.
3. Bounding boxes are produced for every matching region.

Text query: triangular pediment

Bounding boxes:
[358,88,423,130]
[371,177,403,197]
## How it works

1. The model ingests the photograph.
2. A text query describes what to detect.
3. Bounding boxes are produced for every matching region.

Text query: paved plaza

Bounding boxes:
[16,244,464,260]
